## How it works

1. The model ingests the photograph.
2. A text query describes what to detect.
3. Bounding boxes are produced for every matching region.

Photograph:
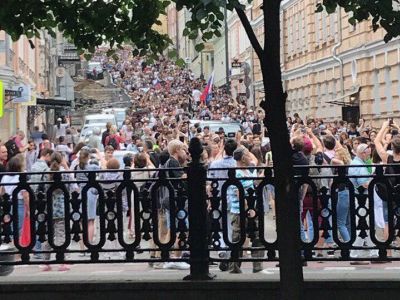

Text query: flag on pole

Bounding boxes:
[200,71,214,105]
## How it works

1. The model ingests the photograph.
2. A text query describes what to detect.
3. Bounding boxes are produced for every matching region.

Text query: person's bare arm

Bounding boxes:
[357,118,365,131]
[331,158,344,166]
[307,128,323,153]
[376,120,390,163]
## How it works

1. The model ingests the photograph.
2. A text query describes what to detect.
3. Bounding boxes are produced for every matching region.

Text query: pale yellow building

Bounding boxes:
[281,0,400,125]
[0,32,41,140]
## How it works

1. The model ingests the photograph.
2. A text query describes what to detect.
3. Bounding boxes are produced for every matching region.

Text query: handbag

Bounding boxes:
[19,210,31,247]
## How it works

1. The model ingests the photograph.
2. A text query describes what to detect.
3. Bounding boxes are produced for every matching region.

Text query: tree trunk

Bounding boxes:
[261,0,304,299]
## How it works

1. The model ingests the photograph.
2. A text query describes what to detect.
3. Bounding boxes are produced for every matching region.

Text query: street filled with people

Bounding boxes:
[1,51,399,274]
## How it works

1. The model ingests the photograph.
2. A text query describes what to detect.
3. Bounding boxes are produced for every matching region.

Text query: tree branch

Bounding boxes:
[234,6,263,59]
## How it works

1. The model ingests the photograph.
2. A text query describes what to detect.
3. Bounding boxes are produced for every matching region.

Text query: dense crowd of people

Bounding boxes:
[0,52,399,273]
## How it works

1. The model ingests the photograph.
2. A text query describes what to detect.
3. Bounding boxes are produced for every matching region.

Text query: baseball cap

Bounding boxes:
[357,143,369,153]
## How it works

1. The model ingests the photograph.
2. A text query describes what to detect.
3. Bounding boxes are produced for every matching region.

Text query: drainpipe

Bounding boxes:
[332,8,344,96]
[224,5,230,95]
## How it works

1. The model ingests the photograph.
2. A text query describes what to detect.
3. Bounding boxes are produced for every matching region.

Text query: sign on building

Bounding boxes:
[12,84,31,103]
[5,89,22,97]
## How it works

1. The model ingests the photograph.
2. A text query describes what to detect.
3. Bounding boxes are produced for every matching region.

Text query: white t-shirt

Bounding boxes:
[54,123,69,138]
[192,89,201,103]
[55,144,72,155]
[1,175,24,199]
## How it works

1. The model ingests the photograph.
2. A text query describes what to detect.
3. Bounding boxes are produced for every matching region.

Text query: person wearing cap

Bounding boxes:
[53,117,69,141]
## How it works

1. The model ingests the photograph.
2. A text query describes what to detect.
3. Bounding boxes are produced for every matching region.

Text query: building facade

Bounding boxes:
[0,32,40,141]
[281,0,400,125]
[0,30,78,142]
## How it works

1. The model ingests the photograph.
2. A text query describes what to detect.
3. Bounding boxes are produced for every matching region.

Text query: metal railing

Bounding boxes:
[1,143,400,279]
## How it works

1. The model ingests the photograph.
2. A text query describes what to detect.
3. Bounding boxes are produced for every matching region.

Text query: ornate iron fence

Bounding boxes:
[1,147,400,279]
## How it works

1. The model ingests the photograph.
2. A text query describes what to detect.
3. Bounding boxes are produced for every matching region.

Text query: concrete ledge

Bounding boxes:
[1,280,400,300]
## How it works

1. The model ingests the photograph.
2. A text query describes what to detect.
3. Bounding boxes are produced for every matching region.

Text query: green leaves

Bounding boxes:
[176,58,186,67]
[195,43,205,52]
[84,53,92,61]
[318,0,400,43]
[167,49,178,58]
[3,0,399,61]
[203,31,213,40]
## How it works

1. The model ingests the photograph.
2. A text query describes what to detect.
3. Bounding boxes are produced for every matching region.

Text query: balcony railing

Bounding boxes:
[0,143,399,279]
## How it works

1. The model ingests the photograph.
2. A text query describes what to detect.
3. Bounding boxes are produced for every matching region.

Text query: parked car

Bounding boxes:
[102,108,126,129]
[79,123,107,145]
[190,120,242,137]
[83,114,117,127]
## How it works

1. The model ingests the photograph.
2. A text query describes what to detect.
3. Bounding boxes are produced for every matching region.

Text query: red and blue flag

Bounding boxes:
[200,71,214,105]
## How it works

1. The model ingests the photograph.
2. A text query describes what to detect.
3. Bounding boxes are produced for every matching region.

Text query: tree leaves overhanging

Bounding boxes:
[1,0,400,56]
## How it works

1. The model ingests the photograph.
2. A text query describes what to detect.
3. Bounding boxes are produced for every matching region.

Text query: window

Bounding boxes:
[331,80,337,100]
[322,11,327,41]
[315,11,321,43]
[373,69,380,115]
[280,12,284,62]
[384,67,392,112]
[329,12,336,38]
[397,65,400,111]
[295,12,299,52]
[348,12,356,32]
[301,10,307,50]
[317,83,321,104]
[288,16,293,54]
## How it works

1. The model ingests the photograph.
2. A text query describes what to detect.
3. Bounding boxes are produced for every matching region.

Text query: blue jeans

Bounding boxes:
[16,201,25,236]
[336,189,350,242]
[305,210,314,242]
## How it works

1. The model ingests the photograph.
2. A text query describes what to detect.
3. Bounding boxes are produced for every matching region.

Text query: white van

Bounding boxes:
[102,108,126,129]
[83,114,117,127]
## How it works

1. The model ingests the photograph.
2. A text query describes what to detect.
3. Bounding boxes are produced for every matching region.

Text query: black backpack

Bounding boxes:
[376,155,400,200]
[107,135,118,149]
[5,137,20,160]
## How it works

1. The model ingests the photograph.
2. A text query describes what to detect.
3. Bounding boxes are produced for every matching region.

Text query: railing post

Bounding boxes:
[184,137,215,280]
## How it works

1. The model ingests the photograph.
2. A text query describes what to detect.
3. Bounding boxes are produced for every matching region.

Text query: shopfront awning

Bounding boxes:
[36,97,72,107]
[326,86,361,107]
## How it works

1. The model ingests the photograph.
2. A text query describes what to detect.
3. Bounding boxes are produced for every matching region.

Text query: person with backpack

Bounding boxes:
[75,149,100,255]
[101,122,112,148]
[143,139,160,167]
[0,154,30,237]
[375,119,400,253]
[5,130,28,160]
[156,139,189,270]
[104,125,124,150]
